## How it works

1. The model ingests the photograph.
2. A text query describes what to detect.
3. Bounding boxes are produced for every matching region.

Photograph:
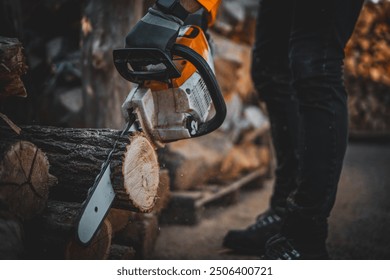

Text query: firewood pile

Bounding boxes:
[1,40,167,259]
[344,0,390,134]
[0,123,170,259]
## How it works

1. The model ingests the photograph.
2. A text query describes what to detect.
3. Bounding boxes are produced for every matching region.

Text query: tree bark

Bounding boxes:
[81,0,143,128]
[0,37,27,99]
[112,212,159,259]
[24,200,112,260]
[65,219,112,260]
[1,125,160,213]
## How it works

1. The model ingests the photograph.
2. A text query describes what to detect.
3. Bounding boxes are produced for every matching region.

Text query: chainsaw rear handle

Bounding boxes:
[113,44,226,137]
[172,44,226,137]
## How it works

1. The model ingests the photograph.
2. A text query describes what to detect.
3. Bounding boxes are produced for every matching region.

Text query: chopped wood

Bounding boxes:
[0,140,56,220]
[159,131,233,191]
[212,0,259,45]
[107,208,134,234]
[344,1,390,133]
[219,145,270,181]
[108,208,160,259]
[113,213,159,259]
[211,31,254,101]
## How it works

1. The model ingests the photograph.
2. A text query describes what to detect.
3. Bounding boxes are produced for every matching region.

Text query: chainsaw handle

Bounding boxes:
[113,44,226,137]
[113,48,181,84]
[172,44,227,137]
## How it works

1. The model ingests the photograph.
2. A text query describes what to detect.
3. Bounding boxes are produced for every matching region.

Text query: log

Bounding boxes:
[211,31,254,102]
[158,131,233,191]
[219,144,270,181]
[0,37,27,99]
[0,125,160,213]
[108,209,160,259]
[65,219,112,260]
[113,212,159,259]
[0,210,24,259]
[212,0,259,45]
[0,139,56,220]
[24,200,112,260]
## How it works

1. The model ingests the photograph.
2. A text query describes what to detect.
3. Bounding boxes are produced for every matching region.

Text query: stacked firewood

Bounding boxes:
[0,123,170,259]
[344,0,390,133]
[0,39,168,259]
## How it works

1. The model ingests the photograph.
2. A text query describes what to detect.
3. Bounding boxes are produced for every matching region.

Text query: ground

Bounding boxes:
[150,141,390,260]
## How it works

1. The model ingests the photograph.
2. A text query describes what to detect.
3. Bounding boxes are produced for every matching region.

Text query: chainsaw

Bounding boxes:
[76,25,226,245]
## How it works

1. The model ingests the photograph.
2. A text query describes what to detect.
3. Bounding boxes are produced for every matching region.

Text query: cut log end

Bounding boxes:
[0,141,56,220]
[122,134,159,212]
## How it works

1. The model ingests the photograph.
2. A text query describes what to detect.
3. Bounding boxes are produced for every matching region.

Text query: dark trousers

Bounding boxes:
[251,0,364,227]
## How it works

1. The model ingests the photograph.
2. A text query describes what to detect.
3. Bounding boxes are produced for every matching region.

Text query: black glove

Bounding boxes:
[125,7,185,55]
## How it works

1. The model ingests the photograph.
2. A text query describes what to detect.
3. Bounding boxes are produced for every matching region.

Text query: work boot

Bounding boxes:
[222,208,284,255]
[263,211,330,260]
[262,234,329,260]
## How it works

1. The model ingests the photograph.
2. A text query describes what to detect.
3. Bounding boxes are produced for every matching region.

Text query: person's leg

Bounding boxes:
[251,0,298,212]
[264,0,364,259]
[223,0,299,255]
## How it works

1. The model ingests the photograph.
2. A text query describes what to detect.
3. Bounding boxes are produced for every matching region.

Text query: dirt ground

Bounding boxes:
[150,141,390,260]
